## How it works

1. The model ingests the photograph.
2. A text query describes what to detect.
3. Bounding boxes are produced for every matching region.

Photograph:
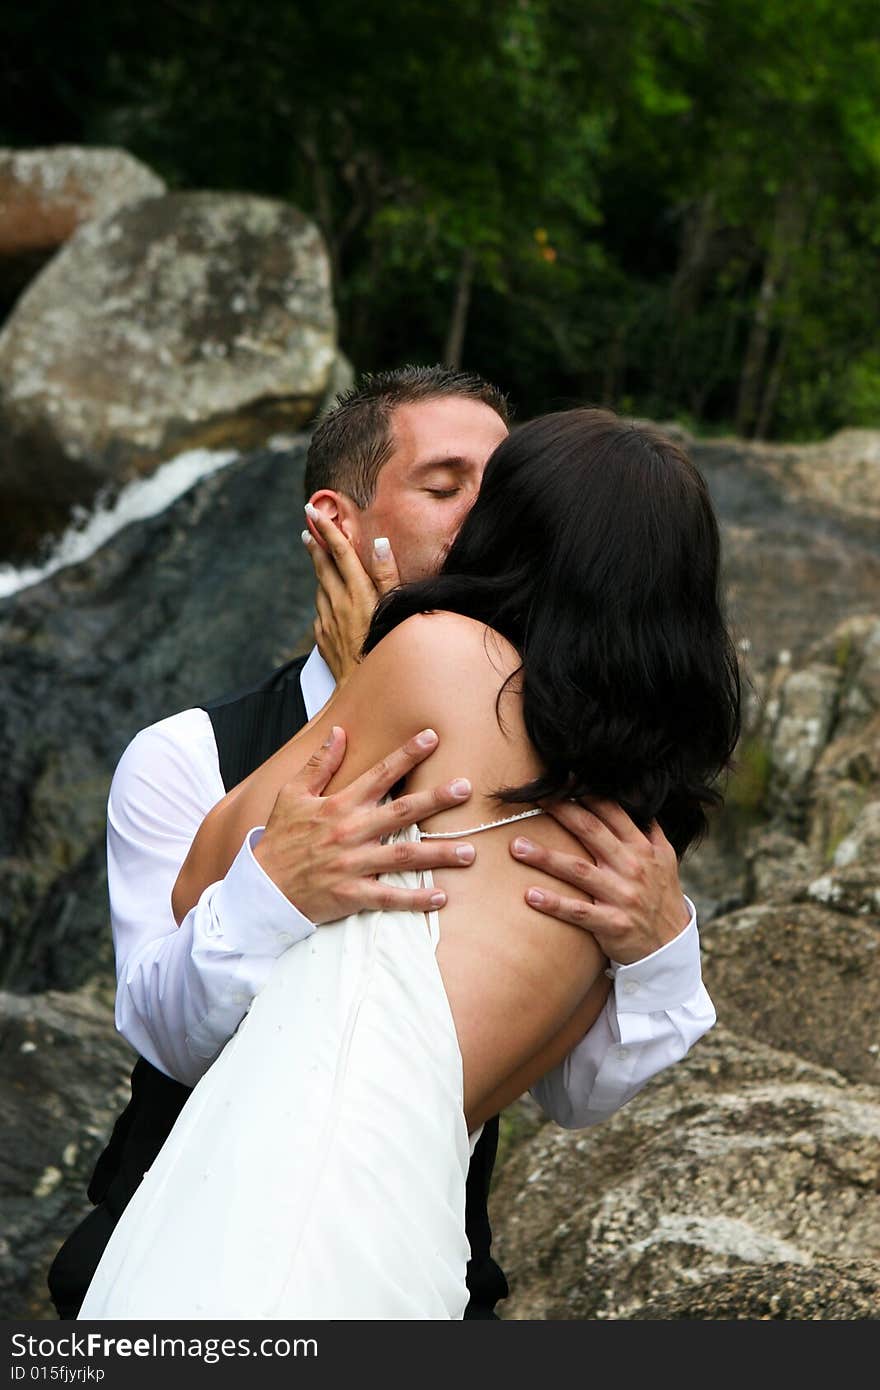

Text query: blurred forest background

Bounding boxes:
[4,0,879,439]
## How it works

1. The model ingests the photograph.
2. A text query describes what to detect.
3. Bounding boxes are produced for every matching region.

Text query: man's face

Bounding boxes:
[350,396,509,583]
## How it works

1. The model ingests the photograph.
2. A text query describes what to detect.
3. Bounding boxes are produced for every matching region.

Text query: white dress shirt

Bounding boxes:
[109,646,716,1120]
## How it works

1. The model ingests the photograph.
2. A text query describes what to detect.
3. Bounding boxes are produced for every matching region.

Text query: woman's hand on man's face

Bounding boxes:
[302,504,401,685]
[509,799,690,965]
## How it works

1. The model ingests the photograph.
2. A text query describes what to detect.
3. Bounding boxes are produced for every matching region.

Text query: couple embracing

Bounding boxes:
[51,366,740,1319]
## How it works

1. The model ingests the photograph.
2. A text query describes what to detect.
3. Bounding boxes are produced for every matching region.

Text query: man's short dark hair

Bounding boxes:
[304,364,510,506]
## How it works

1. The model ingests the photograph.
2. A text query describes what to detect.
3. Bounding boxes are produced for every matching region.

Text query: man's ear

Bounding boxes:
[305,490,362,547]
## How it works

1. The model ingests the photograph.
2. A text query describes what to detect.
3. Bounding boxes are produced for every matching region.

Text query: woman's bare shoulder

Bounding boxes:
[322,610,527,793]
[364,611,521,690]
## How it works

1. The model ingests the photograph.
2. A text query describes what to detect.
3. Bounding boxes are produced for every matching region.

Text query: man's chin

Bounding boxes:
[399,557,443,585]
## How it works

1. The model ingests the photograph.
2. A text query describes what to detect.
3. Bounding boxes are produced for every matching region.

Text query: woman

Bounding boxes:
[78,408,740,1320]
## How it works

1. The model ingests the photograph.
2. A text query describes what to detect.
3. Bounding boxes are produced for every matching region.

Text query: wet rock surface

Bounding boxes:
[0,441,315,996]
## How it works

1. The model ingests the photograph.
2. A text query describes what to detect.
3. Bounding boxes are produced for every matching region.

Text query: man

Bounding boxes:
[49,366,713,1320]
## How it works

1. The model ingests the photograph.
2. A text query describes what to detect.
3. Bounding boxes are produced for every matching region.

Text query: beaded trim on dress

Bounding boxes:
[419,807,545,840]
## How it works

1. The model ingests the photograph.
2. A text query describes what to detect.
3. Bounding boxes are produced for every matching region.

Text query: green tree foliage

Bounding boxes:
[2,0,878,436]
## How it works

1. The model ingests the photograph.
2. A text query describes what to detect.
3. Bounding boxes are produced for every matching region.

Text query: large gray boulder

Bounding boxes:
[700,902,880,1086]
[491,1030,880,1320]
[0,192,336,560]
[0,146,165,316]
[748,427,880,525]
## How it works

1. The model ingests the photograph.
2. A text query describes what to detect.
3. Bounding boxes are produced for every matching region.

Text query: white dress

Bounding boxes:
[77,809,544,1321]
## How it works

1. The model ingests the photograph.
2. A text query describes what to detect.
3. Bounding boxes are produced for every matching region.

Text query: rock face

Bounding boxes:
[695,611,880,915]
[0,442,316,998]
[701,903,880,1086]
[0,147,165,316]
[677,432,880,920]
[489,606,880,1320]
[688,432,880,686]
[744,428,880,525]
[0,987,134,1318]
[0,191,336,561]
[491,1032,880,1320]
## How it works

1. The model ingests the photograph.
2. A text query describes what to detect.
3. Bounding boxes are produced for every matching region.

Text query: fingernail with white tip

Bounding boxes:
[373,537,391,559]
[455,844,475,863]
[305,502,320,521]
[301,528,313,546]
[430,891,446,907]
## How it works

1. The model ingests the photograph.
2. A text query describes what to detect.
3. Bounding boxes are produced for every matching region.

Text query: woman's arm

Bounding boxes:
[170,703,333,923]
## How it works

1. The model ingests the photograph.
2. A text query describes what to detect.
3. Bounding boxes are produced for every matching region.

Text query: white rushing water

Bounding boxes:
[0,447,240,600]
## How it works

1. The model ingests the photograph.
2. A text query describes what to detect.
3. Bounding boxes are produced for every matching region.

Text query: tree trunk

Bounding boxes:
[753,322,791,440]
[688,257,754,419]
[735,188,804,437]
[662,193,716,402]
[670,192,716,322]
[601,322,627,407]
[443,247,476,369]
[348,229,384,362]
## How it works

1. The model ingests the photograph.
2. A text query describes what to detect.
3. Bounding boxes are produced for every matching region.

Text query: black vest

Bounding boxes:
[48,655,508,1319]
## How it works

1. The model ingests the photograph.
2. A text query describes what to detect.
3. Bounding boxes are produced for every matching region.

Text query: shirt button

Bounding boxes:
[277,931,294,948]
[615,1045,630,1061]
[621,979,639,995]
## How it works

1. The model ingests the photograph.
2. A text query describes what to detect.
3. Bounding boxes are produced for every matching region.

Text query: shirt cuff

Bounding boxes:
[208,827,317,955]
[604,897,702,1013]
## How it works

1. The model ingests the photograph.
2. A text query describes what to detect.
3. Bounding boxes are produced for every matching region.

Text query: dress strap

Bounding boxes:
[419,807,545,840]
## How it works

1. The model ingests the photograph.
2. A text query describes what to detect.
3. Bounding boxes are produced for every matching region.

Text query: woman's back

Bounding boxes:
[305,609,610,1128]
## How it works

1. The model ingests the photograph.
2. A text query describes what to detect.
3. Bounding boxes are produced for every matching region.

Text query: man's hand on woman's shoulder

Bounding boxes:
[253,725,478,922]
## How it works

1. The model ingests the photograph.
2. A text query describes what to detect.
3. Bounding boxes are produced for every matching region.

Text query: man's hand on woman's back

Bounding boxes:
[510,799,690,964]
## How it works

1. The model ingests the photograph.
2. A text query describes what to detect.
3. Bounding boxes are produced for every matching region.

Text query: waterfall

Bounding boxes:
[0,447,239,599]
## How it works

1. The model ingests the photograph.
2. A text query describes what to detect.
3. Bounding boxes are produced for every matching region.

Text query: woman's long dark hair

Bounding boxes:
[364,408,741,858]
